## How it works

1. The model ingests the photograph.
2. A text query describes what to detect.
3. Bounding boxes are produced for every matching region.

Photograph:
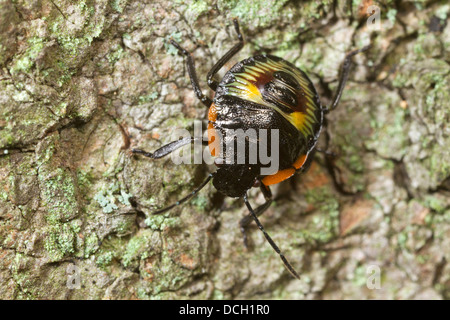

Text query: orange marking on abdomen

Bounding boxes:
[262,154,308,186]
[208,103,219,157]
[262,168,296,186]
[293,154,307,169]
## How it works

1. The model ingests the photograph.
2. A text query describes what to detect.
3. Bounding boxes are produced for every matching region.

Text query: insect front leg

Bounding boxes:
[132,136,213,216]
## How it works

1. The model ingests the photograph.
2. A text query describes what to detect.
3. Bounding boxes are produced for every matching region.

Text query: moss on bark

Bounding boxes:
[0,0,449,299]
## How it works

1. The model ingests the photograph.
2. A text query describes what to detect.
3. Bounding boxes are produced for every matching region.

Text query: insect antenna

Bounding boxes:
[151,173,214,215]
[243,193,301,279]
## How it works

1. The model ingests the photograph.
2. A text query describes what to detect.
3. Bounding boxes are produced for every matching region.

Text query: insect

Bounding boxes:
[132,19,369,279]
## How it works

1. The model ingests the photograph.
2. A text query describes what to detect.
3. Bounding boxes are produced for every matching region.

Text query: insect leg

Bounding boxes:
[206,19,244,91]
[239,184,272,248]
[132,137,207,159]
[315,147,337,157]
[150,173,214,215]
[243,192,300,279]
[324,45,371,113]
[170,40,213,108]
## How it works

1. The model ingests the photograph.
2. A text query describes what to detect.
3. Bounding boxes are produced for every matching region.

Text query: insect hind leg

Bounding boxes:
[170,40,212,108]
[324,45,371,114]
[206,19,244,91]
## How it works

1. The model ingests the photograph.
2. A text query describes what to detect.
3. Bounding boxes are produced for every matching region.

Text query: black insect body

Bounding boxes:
[209,54,322,198]
[132,20,369,279]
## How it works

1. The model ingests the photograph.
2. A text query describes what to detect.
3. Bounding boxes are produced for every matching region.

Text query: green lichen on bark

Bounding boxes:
[0,0,449,300]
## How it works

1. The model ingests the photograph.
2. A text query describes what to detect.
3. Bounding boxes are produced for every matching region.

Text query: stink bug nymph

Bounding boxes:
[132,20,369,279]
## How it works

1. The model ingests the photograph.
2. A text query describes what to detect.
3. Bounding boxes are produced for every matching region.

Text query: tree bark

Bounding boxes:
[0,0,449,299]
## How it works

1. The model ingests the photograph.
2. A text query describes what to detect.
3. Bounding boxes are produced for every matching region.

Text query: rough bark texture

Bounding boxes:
[0,0,449,300]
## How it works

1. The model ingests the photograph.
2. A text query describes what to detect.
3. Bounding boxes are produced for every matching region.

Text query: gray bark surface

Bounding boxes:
[0,0,449,299]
